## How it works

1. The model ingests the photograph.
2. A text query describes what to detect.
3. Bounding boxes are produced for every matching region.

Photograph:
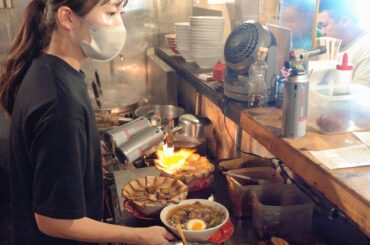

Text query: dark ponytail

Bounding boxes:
[0,0,115,115]
[0,0,48,115]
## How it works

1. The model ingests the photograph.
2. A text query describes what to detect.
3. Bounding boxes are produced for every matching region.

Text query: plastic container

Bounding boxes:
[308,84,370,134]
[213,63,226,82]
[252,184,314,239]
[333,53,352,95]
[307,60,336,88]
[225,167,284,217]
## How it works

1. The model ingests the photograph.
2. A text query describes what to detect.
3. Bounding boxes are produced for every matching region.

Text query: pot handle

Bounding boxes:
[171,125,183,134]
[118,117,133,124]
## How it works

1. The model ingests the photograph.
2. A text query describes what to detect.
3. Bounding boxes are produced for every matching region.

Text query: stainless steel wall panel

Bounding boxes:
[177,77,197,115]
[146,49,179,105]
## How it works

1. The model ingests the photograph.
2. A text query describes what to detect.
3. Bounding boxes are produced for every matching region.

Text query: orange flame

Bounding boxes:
[155,147,195,175]
[162,143,174,158]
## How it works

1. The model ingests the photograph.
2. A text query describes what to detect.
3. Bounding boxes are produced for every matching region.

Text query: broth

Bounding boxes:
[166,201,226,230]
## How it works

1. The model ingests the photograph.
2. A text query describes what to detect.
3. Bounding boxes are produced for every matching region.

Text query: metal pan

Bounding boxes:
[135,105,185,125]
[173,134,207,156]
[178,114,213,140]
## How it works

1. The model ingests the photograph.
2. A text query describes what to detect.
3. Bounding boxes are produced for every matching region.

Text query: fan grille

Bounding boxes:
[224,23,259,64]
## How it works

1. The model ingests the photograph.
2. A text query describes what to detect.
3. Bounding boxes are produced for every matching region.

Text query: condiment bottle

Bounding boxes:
[248,47,268,108]
[333,53,353,95]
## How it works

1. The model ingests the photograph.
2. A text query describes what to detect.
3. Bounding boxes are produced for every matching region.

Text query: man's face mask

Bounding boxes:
[77,17,126,62]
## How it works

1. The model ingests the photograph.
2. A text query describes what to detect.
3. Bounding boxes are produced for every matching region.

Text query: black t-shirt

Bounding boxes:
[8,53,103,244]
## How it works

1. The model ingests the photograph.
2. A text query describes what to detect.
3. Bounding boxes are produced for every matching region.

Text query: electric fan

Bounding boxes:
[224,20,278,102]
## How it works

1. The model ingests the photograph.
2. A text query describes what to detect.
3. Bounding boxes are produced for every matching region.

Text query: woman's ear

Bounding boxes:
[56,6,75,30]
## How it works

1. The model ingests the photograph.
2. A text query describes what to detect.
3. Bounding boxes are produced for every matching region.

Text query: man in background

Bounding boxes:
[318,0,370,86]
[280,0,315,50]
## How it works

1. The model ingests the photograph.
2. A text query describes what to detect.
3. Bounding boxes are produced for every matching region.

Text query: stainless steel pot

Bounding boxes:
[94,94,142,132]
[178,114,213,140]
[135,105,185,126]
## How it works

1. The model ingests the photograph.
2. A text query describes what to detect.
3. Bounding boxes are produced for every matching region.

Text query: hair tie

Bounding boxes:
[35,0,45,8]
[35,0,47,13]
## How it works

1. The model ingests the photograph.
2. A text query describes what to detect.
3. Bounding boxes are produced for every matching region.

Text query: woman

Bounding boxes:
[0,0,174,244]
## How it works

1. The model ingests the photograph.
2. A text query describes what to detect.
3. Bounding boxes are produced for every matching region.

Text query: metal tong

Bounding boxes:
[222,171,272,185]
[94,70,103,95]
[91,80,102,109]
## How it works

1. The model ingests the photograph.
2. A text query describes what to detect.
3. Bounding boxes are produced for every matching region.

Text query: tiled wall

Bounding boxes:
[0,0,192,166]
[0,1,30,174]
[0,1,192,110]
[0,1,29,62]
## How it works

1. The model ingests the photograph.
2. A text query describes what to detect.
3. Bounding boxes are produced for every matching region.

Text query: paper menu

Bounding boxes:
[353,132,370,147]
[309,144,370,169]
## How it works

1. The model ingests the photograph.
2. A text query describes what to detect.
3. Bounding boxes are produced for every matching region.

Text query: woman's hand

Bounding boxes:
[137,226,175,245]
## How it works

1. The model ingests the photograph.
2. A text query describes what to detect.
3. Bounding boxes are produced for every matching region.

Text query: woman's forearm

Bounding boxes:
[35,214,144,243]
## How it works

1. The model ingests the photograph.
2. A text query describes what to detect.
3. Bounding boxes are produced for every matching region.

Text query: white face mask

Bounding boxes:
[78,17,126,62]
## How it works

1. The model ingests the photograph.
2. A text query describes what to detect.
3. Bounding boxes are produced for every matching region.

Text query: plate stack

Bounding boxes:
[165,34,179,54]
[175,22,193,62]
[190,16,225,69]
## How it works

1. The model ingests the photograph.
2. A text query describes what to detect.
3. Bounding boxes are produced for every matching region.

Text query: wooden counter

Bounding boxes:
[240,108,370,237]
[155,47,370,237]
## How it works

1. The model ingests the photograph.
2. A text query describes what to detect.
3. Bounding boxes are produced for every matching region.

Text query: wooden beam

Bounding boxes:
[313,0,320,48]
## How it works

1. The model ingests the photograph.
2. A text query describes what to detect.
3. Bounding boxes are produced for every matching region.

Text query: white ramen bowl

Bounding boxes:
[160,199,229,241]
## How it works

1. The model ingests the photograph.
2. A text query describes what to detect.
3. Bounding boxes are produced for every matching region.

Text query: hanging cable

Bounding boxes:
[278,160,324,208]
[221,97,276,161]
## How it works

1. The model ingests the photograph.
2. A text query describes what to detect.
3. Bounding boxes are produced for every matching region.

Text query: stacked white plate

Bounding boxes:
[174,22,193,62]
[190,16,225,69]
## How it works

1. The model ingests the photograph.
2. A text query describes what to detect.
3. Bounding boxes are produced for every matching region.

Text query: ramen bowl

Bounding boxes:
[160,199,229,241]
[122,176,188,217]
